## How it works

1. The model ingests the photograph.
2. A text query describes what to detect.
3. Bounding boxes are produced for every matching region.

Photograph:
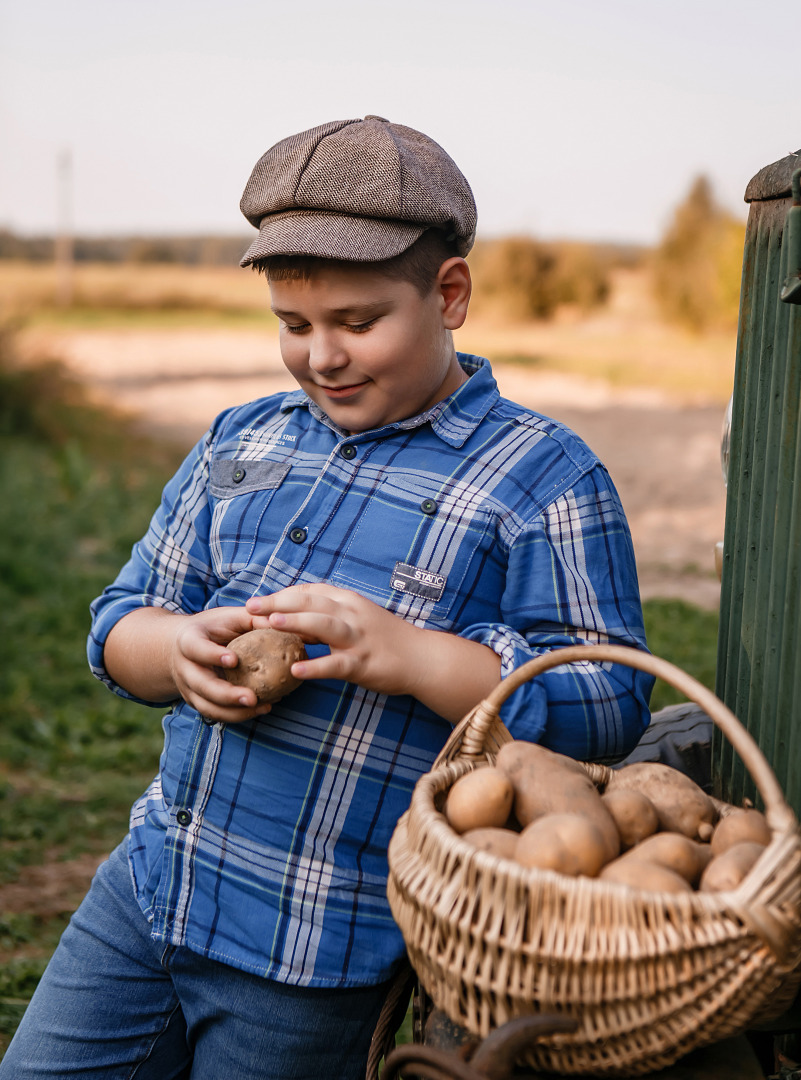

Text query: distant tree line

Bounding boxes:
[0,230,252,266]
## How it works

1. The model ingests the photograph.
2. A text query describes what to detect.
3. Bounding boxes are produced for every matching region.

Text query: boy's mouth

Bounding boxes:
[317,381,369,400]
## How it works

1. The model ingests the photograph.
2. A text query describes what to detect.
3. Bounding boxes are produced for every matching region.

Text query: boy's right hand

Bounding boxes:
[104,606,272,724]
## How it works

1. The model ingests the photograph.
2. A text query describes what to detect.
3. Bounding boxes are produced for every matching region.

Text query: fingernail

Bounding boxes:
[271,613,286,627]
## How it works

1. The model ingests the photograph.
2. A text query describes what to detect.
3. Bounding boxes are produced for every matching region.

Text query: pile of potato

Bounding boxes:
[443,741,772,893]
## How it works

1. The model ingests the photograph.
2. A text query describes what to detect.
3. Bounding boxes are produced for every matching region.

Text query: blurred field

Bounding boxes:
[1,260,736,406]
[458,267,736,406]
[0,258,273,325]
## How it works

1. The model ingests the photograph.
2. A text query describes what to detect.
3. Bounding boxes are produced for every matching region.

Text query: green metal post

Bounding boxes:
[715,149,801,811]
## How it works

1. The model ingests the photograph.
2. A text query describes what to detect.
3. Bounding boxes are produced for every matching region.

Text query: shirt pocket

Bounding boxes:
[330,478,496,629]
[209,458,290,578]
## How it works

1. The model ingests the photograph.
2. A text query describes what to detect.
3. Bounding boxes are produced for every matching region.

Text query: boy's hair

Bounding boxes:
[251,228,460,296]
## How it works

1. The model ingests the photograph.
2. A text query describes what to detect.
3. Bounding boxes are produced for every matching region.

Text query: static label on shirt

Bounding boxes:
[391,561,447,601]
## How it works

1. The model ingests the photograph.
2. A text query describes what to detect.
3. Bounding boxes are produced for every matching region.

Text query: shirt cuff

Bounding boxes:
[457,623,549,743]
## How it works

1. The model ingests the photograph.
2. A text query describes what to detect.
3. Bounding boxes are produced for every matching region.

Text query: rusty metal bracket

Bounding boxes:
[382,1012,578,1080]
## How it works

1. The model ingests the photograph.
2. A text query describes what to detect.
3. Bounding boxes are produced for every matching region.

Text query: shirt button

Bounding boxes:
[289,527,308,544]
[232,466,246,483]
[340,444,357,460]
[421,499,438,515]
[176,809,193,826]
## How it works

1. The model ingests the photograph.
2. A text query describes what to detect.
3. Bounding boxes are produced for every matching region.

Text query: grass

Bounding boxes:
[0,331,180,1056]
[642,599,719,713]
[0,325,722,1058]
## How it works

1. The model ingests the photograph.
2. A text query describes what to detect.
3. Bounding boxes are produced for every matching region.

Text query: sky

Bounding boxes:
[1,0,799,247]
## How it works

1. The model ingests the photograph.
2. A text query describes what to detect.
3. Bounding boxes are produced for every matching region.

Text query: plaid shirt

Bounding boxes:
[88,354,652,987]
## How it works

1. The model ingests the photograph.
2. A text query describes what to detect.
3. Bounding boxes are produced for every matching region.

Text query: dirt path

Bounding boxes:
[27,326,728,609]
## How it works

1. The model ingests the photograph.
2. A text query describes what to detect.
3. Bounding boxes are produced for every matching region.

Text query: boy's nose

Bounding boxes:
[308,333,348,374]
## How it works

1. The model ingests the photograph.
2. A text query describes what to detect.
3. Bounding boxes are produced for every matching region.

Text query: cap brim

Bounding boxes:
[239,209,426,267]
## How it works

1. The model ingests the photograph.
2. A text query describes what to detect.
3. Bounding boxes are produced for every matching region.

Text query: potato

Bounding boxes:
[710,808,771,856]
[223,628,307,704]
[616,832,712,886]
[496,741,620,861]
[461,826,520,861]
[515,813,609,877]
[699,841,767,892]
[496,740,586,782]
[444,767,514,834]
[607,762,717,841]
[600,858,693,894]
[601,789,659,849]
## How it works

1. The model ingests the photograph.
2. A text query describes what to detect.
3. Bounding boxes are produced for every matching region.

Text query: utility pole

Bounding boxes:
[55,148,74,307]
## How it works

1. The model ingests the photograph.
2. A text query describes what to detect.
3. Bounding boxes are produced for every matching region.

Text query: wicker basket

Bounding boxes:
[387,644,801,1076]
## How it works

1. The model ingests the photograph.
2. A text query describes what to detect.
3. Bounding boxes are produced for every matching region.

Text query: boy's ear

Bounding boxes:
[436,257,472,331]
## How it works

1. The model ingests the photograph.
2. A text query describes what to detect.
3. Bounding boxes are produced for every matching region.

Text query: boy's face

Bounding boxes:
[269,262,468,434]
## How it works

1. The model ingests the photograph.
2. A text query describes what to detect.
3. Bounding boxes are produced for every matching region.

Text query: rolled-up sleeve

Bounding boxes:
[459,464,653,761]
[87,427,220,700]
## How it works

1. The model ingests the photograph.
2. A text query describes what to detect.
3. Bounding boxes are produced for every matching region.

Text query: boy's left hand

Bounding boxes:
[246,583,501,723]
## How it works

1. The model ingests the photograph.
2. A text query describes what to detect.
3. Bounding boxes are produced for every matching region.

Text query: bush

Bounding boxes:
[469,236,611,321]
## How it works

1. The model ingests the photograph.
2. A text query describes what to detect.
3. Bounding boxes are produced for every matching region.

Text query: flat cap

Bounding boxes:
[239,116,477,267]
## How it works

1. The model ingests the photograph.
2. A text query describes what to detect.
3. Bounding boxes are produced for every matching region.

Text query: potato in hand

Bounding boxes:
[223,628,307,705]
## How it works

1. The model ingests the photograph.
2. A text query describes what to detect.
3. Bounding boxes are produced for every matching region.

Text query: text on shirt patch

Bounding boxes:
[239,428,297,444]
[391,561,447,601]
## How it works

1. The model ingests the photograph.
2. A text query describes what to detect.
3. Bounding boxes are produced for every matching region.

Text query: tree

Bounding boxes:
[652,176,745,332]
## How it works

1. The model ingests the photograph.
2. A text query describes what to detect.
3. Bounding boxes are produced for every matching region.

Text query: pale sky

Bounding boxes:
[1,0,799,246]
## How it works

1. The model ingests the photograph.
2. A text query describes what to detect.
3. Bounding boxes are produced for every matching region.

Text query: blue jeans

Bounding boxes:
[0,839,391,1079]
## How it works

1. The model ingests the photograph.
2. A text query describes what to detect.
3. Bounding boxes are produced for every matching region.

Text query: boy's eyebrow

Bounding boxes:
[270,300,390,319]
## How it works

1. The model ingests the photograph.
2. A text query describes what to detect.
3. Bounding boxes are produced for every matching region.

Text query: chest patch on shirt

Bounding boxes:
[391,561,447,601]
[209,459,290,498]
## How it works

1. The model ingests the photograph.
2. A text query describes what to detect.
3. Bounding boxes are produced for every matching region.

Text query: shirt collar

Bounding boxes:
[279,354,498,448]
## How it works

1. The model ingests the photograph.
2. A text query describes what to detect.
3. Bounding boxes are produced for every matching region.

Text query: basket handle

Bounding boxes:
[439,643,797,833]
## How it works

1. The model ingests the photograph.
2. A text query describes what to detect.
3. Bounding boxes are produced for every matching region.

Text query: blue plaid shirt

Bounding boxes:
[88,354,652,987]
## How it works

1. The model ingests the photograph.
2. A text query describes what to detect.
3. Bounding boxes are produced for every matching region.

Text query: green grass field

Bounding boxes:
[0,331,719,1057]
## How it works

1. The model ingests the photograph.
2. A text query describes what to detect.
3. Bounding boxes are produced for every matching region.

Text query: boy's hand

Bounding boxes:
[170,608,274,722]
[247,584,420,697]
[104,606,272,724]
[246,584,501,723]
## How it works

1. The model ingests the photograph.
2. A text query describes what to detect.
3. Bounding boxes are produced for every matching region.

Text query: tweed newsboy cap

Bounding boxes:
[239,115,477,267]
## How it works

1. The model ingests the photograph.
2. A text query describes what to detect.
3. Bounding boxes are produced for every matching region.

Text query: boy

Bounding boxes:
[0,116,652,1079]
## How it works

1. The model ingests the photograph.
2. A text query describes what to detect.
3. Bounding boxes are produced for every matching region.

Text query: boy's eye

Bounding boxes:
[346,318,377,333]
[283,322,310,334]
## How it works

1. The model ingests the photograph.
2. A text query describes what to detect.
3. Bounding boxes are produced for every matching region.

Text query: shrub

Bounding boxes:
[469,236,611,321]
